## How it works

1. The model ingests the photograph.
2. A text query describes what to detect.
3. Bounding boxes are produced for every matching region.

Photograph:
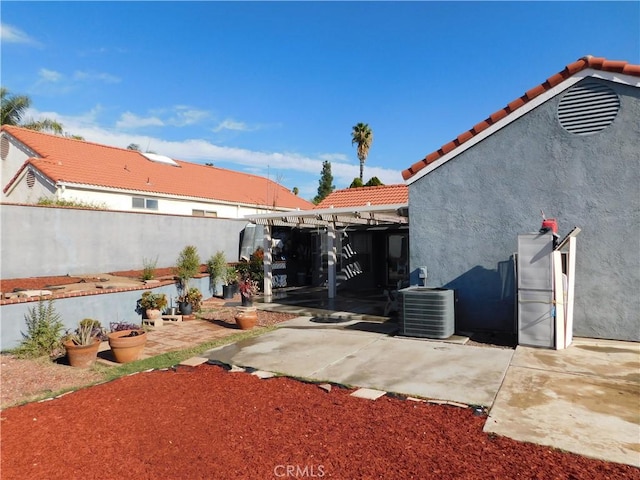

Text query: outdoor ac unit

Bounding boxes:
[399,287,455,339]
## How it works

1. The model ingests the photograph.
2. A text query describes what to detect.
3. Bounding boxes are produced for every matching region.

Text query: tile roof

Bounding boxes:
[2,125,313,210]
[402,56,640,181]
[315,184,408,209]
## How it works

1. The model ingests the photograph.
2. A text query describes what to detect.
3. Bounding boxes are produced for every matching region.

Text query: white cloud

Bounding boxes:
[38,68,63,82]
[29,107,403,193]
[115,112,164,129]
[168,107,210,127]
[73,70,121,84]
[0,23,40,46]
[213,119,251,132]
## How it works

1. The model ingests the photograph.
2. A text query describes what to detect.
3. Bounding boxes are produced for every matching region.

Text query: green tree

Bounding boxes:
[127,143,141,151]
[292,187,299,196]
[1,87,64,134]
[349,177,363,188]
[365,176,383,187]
[351,122,374,182]
[313,160,334,205]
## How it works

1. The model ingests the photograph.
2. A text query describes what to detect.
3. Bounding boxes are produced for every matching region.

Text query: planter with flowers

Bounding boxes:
[139,291,168,320]
[238,276,259,307]
[178,287,202,315]
[108,322,147,363]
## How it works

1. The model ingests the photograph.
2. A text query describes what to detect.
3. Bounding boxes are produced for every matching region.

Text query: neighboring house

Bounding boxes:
[402,56,639,342]
[1,125,312,217]
[315,183,408,209]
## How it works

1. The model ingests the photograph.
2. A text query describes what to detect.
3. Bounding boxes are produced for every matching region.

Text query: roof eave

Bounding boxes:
[404,69,639,186]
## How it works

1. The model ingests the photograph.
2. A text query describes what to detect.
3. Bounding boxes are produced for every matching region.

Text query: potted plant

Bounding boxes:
[223,266,239,300]
[62,319,105,368]
[178,287,202,315]
[108,322,147,363]
[139,291,168,320]
[207,251,227,297]
[238,276,259,307]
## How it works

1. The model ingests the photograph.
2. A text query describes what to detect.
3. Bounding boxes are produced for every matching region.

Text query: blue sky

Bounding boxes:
[2,1,638,200]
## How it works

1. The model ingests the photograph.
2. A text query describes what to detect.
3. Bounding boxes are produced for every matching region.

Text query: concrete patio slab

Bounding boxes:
[484,338,640,467]
[204,318,514,408]
[309,336,514,407]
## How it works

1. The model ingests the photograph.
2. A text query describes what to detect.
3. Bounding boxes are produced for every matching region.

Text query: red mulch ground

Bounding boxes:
[1,365,636,480]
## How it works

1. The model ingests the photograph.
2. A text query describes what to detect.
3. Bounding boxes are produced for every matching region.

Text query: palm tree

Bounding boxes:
[1,87,64,134]
[351,122,373,182]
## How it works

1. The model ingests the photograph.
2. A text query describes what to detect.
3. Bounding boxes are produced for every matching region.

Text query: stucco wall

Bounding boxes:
[408,78,640,341]
[1,204,247,278]
[0,277,209,351]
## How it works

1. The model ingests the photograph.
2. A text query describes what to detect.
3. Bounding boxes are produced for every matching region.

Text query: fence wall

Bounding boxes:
[1,204,248,278]
[0,277,210,351]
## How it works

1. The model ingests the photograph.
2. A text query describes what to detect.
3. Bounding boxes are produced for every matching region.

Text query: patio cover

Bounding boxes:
[245,204,409,298]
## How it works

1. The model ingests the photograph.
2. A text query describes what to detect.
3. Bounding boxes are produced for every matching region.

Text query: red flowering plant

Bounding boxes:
[238,275,260,299]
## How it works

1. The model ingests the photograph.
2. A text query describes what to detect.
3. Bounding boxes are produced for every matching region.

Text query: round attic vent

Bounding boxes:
[26,170,36,188]
[557,80,620,135]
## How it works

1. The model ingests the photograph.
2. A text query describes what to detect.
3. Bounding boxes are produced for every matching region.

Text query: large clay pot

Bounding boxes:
[64,338,101,368]
[108,329,147,363]
[234,307,258,330]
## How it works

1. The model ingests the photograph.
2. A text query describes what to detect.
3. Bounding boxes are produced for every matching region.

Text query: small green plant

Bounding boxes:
[141,255,158,281]
[174,245,201,292]
[14,298,65,359]
[178,287,203,312]
[225,266,239,286]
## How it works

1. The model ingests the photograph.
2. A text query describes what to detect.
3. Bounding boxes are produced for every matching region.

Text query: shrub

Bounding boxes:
[175,245,201,292]
[207,251,227,284]
[13,298,65,359]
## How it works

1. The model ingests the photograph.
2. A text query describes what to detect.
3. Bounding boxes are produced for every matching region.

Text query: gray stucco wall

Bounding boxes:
[1,277,209,351]
[408,78,640,341]
[1,204,247,278]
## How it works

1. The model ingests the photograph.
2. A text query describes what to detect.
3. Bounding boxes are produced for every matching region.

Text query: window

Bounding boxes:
[192,209,218,217]
[26,170,36,188]
[132,197,158,210]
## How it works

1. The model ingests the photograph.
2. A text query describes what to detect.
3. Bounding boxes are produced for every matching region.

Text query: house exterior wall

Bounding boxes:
[0,204,247,278]
[408,78,640,341]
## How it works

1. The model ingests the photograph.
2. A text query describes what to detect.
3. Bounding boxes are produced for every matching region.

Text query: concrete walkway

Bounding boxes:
[484,338,640,467]
[203,314,640,467]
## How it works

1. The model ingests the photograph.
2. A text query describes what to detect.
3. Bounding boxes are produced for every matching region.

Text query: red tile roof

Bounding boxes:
[402,56,640,181]
[2,125,313,210]
[315,184,408,209]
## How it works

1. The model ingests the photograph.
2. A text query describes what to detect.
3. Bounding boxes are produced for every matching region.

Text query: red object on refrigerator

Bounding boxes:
[541,218,558,234]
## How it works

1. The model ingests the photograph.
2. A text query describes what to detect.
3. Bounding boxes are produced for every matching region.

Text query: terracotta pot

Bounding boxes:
[64,338,101,368]
[234,307,258,330]
[146,309,162,320]
[108,329,147,363]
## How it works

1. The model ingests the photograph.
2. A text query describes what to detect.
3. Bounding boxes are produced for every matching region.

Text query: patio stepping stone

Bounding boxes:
[350,388,387,400]
[179,356,209,367]
[251,370,275,379]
